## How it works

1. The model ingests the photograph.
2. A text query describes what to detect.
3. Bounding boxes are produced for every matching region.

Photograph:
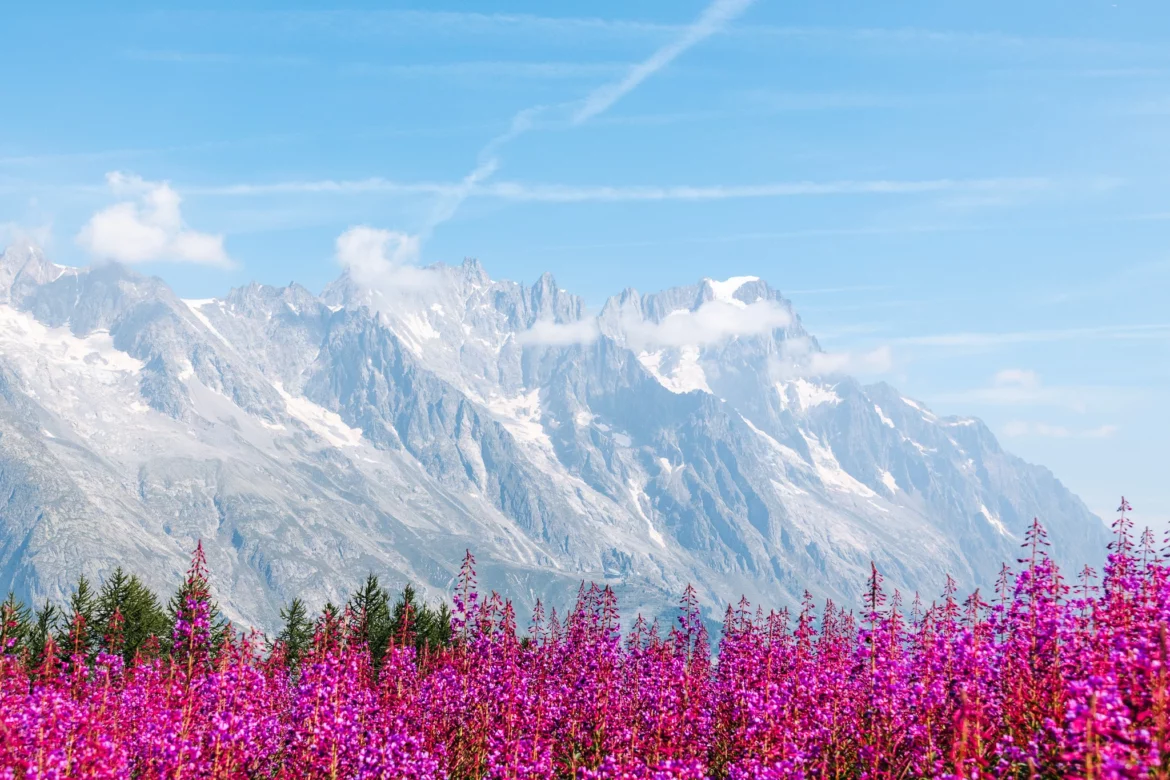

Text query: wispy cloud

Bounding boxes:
[895,323,1170,348]
[121,50,310,67]
[340,61,629,80]
[0,222,53,249]
[623,299,790,349]
[125,49,630,81]
[483,177,1049,202]
[422,0,757,235]
[158,10,1152,56]
[932,369,1133,413]
[185,179,453,197]
[734,89,910,112]
[783,284,897,295]
[186,175,1052,203]
[570,0,755,124]
[1001,421,1119,439]
[770,336,894,379]
[211,10,675,39]
[516,319,601,347]
[76,172,232,267]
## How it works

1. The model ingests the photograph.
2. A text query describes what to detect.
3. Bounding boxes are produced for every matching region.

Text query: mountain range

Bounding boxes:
[0,242,1109,629]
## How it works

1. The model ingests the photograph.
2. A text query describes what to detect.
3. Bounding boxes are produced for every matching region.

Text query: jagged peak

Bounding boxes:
[0,242,62,293]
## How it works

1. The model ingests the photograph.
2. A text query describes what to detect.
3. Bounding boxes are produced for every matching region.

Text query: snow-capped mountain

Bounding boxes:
[0,243,1108,628]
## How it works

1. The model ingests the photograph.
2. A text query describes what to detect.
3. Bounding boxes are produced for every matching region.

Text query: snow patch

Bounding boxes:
[0,305,144,376]
[874,404,895,428]
[183,299,233,348]
[706,276,759,307]
[658,457,684,477]
[402,313,440,342]
[771,478,807,497]
[637,346,711,394]
[627,480,666,547]
[274,382,364,447]
[879,469,898,493]
[979,503,1010,536]
[740,415,804,464]
[800,432,875,497]
[778,378,840,412]
[901,396,938,420]
[907,438,936,455]
[483,389,551,447]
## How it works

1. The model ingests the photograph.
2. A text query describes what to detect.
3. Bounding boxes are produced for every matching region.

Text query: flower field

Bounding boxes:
[1,501,1167,779]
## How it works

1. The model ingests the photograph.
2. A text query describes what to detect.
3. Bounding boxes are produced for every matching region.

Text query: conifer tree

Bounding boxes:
[433,601,453,649]
[96,567,168,663]
[0,592,31,656]
[347,573,392,667]
[56,575,97,660]
[391,583,420,643]
[276,597,313,667]
[27,601,57,669]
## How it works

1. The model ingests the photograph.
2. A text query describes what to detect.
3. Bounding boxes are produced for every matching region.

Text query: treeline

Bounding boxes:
[0,552,452,671]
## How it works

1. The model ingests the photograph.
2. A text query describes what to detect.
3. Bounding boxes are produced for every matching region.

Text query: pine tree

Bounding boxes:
[391,584,420,644]
[96,568,168,663]
[0,592,30,657]
[347,573,392,667]
[56,576,97,660]
[415,599,452,652]
[27,600,57,670]
[434,601,453,648]
[276,597,313,667]
[123,576,168,662]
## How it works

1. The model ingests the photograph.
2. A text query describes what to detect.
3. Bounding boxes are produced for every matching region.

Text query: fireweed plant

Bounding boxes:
[1,499,1168,778]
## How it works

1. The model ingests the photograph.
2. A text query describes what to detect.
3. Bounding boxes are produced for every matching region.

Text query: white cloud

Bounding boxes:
[516,318,601,346]
[335,226,434,294]
[770,336,893,379]
[571,0,756,124]
[1002,421,1118,439]
[623,299,790,349]
[76,172,231,267]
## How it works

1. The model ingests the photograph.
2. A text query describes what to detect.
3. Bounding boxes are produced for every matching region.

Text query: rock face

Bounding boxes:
[0,244,1108,629]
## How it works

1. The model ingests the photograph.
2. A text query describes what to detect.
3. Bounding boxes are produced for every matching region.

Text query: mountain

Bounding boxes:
[0,242,1109,629]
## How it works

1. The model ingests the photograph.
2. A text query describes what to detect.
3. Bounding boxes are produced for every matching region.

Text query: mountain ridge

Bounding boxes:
[0,243,1108,629]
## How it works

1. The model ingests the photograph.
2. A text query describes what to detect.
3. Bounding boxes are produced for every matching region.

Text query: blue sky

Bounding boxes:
[2,1,1169,525]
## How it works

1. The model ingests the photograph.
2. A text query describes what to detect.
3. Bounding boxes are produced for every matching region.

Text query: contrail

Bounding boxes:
[571,0,756,124]
[421,0,757,236]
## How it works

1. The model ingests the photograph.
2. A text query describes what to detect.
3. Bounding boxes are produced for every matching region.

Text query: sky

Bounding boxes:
[2,0,1169,526]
